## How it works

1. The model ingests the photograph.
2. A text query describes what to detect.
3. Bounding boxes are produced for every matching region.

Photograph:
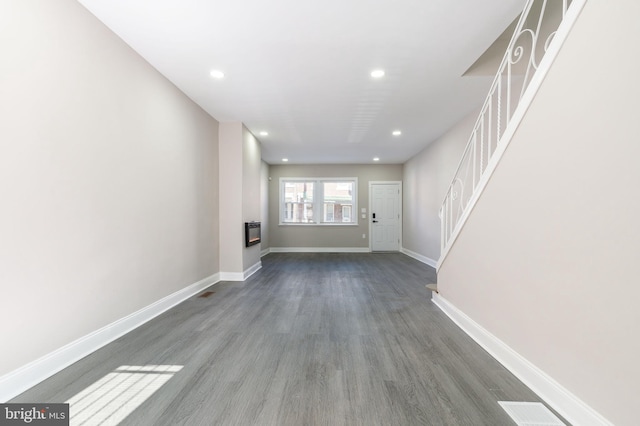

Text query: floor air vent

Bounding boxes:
[498,401,565,426]
[198,291,215,298]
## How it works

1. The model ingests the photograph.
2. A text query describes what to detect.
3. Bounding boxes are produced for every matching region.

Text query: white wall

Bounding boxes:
[0,0,219,376]
[218,124,262,275]
[242,126,262,271]
[402,111,478,263]
[260,161,270,250]
[437,1,640,424]
[219,122,244,274]
[268,164,402,249]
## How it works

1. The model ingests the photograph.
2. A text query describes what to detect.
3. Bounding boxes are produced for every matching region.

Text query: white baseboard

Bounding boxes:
[219,272,244,281]
[269,247,370,253]
[0,273,220,403]
[400,247,437,268]
[219,261,263,282]
[244,261,262,279]
[432,293,612,426]
[260,248,271,257]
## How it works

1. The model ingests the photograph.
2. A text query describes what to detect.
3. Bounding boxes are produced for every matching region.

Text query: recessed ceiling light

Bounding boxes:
[373,157,380,162]
[392,130,402,136]
[282,158,289,162]
[259,131,268,136]
[371,69,385,78]
[209,70,225,79]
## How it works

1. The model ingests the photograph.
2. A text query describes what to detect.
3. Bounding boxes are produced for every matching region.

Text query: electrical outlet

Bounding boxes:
[362,234,366,239]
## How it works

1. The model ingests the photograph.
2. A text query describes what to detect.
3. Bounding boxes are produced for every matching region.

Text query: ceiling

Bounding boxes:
[77,0,526,165]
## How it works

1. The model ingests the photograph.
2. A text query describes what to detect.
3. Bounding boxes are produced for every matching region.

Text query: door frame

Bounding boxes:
[368,181,402,252]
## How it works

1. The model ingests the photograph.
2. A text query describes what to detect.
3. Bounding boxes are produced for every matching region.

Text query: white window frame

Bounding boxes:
[279,177,358,226]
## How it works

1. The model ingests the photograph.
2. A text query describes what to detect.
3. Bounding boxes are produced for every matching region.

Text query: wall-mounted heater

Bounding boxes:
[245,222,261,247]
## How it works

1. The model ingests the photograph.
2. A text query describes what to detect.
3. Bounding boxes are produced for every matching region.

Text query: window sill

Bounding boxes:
[279,222,359,227]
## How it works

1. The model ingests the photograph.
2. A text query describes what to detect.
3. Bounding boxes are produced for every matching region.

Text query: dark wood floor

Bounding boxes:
[13,253,548,425]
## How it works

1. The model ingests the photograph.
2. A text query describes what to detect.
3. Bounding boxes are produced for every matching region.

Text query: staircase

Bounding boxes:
[438,0,586,269]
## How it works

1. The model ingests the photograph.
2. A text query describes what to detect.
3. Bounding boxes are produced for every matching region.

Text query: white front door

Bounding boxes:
[370,182,400,251]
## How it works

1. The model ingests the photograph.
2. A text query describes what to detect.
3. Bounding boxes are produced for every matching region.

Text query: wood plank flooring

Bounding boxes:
[13,253,551,425]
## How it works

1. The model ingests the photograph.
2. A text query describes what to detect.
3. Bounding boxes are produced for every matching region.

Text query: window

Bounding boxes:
[282,181,315,223]
[280,178,357,225]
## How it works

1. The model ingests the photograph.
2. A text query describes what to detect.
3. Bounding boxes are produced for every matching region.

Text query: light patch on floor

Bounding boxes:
[498,401,566,426]
[66,365,183,425]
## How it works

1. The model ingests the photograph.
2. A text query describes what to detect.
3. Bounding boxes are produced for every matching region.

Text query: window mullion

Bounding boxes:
[316,180,322,224]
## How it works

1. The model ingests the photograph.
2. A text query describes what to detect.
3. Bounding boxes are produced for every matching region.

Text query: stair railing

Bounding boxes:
[439,0,578,260]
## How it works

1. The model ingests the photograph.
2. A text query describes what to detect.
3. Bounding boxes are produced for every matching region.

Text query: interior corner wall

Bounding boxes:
[437,1,640,424]
[242,126,262,271]
[218,124,263,274]
[218,122,244,274]
[402,110,478,262]
[0,0,219,377]
[260,161,270,251]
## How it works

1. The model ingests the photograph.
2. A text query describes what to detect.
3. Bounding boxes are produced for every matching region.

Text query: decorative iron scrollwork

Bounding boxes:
[440,0,573,252]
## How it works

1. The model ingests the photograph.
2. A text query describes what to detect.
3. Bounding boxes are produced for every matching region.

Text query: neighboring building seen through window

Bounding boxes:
[283,181,315,223]
[281,178,357,225]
